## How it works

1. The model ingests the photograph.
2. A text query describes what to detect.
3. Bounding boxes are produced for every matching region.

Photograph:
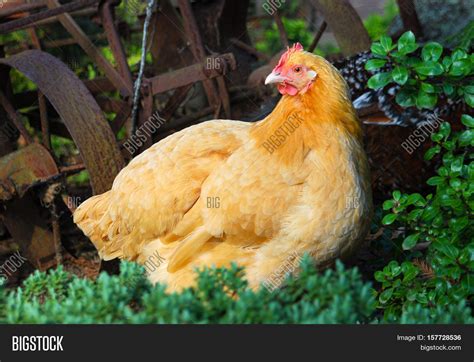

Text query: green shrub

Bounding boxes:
[364,0,399,41]
[255,17,314,55]
[396,301,473,324]
[366,31,473,321]
[376,118,473,319]
[365,31,473,109]
[2,257,471,324]
[0,258,377,324]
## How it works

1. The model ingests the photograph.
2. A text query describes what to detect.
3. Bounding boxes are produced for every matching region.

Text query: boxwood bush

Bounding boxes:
[366,31,473,321]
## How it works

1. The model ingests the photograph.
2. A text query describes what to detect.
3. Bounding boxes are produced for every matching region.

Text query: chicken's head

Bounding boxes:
[262,43,360,140]
[265,43,318,96]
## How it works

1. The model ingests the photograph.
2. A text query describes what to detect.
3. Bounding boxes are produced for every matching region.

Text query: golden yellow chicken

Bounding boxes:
[74,43,373,291]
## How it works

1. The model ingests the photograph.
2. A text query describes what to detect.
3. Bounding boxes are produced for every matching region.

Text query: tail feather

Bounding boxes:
[73,191,125,260]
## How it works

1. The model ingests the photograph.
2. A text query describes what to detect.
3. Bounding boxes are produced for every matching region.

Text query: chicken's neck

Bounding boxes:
[250,91,362,166]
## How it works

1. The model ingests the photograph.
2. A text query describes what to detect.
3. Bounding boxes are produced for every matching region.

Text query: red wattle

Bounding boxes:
[278,83,298,96]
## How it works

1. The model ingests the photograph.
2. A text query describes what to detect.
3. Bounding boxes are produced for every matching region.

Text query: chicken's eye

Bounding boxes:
[294,66,302,73]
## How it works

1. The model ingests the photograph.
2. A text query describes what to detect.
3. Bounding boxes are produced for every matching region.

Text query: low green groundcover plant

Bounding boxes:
[0,257,471,324]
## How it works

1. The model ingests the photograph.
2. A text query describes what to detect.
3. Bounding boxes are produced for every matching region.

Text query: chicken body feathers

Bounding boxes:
[74,52,373,291]
[74,120,248,261]
[74,117,371,291]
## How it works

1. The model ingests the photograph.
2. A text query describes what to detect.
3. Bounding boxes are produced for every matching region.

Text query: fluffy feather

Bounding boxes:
[74,46,373,291]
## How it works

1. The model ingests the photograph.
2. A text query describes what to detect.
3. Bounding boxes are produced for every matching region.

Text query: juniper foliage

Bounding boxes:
[0,257,471,324]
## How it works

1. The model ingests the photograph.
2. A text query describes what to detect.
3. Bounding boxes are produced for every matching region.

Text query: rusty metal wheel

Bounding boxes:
[0,50,124,272]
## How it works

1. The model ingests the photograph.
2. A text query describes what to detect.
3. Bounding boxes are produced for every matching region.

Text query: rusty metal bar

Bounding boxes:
[99,0,134,91]
[24,112,71,140]
[52,217,62,264]
[95,96,128,114]
[43,32,107,48]
[9,54,236,100]
[216,76,231,119]
[59,163,86,175]
[136,80,154,153]
[111,103,131,134]
[273,11,289,47]
[230,38,271,62]
[0,2,47,19]
[84,77,116,94]
[308,21,327,52]
[0,0,99,34]
[15,8,97,32]
[28,27,52,150]
[59,163,86,174]
[161,84,193,120]
[176,0,221,109]
[38,92,51,149]
[45,0,132,97]
[150,53,236,95]
[27,27,42,54]
[0,89,33,144]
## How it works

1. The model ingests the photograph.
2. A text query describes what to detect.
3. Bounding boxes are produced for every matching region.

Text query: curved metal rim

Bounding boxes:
[0,49,124,194]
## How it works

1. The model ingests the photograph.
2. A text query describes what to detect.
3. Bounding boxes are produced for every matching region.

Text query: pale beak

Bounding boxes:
[265,71,289,85]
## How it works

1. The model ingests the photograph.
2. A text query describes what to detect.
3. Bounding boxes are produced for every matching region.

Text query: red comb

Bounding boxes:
[274,43,304,72]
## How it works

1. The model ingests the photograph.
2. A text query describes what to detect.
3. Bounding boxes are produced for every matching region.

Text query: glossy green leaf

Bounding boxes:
[442,55,452,70]
[379,288,394,304]
[461,114,474,128]
[434,242,459,260]
[464,85,474,94]
[414,61,444,76]
[402,233,420,250]
[459,129,473,146]
[392,66,409,85]
[438,122,451,138]
[371,42,387,57]
[365,58,387,71]
[395,88,416,107]
[393,190,401,201]
[427,176,444,186]
[406,193,424,205]
[367,72,392,89]
[424,145,441,160]
[380,35,394,52]
[452,49,467,61]
[464,93,474,108]
[382,213,397,225]
[449,60,470,76]
[421,42,443,62]
[397,31,418,54]
[416,90,437,109]
[442,83,454,95]
[383,200,395,210]
[421,82,435,93]
[401,262,419,282]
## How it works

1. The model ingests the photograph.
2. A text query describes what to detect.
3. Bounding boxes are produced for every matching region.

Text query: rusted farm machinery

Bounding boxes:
[0,0,249,274]
[0,0,430,277]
